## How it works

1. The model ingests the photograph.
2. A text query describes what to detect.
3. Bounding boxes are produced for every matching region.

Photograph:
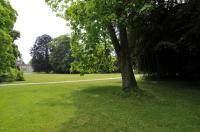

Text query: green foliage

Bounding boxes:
[7,68,24,81]
[46,0,156,90]
[49,35,72,73]
[10,30,21,59]
[0,67,24,82]
[70,40,116,74]
[9,30,20,41]
[46,0,147,74]
[46,0,200,80]
[0,0,23,82]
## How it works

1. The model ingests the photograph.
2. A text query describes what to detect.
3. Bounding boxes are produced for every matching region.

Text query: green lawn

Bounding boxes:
[0,74,199,132]
[2,73,121,84]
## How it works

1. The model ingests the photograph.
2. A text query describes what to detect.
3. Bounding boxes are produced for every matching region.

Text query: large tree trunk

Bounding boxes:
[119,48,138,91]
[119,25,138,92]
[108,23,138,92]
[127,26,136,59]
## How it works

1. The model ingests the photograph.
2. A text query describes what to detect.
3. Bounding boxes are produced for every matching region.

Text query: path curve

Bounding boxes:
[0,77,121,87]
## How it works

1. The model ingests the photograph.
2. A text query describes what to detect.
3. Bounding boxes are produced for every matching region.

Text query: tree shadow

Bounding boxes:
[36,82,200,131]
[37,98,73,108]
[140,79,200,90]
[56,85,159,132]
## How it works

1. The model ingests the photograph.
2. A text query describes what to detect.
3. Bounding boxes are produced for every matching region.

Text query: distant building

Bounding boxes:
[16,59,33,72]
[19,64,33,72]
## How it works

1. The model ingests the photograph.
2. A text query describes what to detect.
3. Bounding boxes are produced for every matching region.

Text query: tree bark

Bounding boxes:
[127,26,136,58]
[118,25,138,92]
[108,23,138,92]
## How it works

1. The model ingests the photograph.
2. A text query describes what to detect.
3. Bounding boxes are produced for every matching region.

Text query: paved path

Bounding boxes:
[0,77,121,87]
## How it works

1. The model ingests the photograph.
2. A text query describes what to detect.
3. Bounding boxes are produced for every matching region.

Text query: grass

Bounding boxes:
[0,74,199,132]
[3,73,121,84]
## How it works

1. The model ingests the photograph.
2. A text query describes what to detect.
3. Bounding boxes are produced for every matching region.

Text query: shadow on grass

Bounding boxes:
[56,86,161,132]
[139,79,200,91]
[37,83,200,131]
[37,98,73,108]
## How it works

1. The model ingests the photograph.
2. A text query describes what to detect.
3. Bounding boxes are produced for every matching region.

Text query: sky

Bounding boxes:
[9,0,71,64]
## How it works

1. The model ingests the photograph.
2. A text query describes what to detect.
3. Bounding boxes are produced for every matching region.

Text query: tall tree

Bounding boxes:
[0,0,23,81]
[49,35,72,73]
[30,34,52,72]
[46,0,152,92]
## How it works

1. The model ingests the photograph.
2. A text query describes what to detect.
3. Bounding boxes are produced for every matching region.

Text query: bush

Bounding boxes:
[0,68,24,82]
[16,70,24,81]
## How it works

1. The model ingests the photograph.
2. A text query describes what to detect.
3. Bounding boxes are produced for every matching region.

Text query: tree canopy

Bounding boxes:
[49,35,72,73]
[0,0,23,82]
[30,34,53,73]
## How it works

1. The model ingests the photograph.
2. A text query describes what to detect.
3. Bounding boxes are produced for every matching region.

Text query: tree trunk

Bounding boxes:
[120,52,138,92]
[108,23,138,92]
[119,25,138,92]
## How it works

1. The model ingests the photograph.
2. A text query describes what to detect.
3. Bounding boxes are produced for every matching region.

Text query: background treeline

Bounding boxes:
[129,0,200,79]
[30,34,116,74]
[0,0,23,82]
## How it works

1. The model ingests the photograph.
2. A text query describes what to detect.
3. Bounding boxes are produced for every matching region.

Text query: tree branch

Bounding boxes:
[107,23,121,57]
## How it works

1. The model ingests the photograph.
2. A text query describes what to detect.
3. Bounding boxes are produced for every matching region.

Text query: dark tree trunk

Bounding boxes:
[127,26,137,59]
[119,25,138,92]
[108,23,138,92]
[119,52,138,92]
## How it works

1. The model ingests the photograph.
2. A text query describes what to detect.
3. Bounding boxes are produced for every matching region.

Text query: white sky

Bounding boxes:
[9,0,70,64]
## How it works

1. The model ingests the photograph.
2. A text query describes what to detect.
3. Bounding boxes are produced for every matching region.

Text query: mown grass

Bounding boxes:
[0,74,199,132]
[2,73,121,84]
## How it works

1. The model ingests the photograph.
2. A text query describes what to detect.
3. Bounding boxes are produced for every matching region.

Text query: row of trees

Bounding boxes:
[30,34,73,73]
[30,34,116,73]
[0,0,23,82]
[131,0,200,79]
[45,0,200,92]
